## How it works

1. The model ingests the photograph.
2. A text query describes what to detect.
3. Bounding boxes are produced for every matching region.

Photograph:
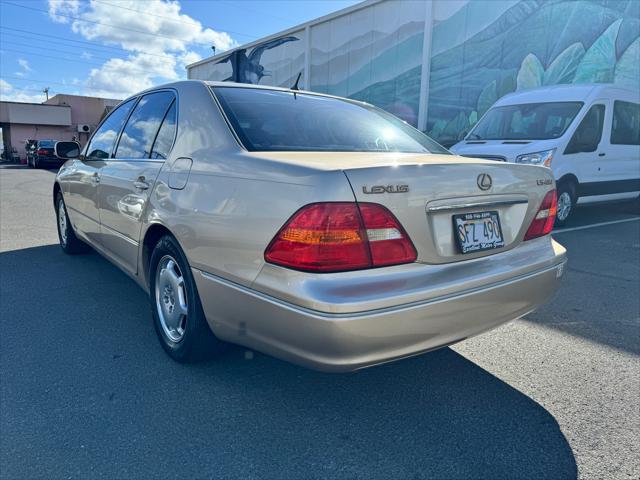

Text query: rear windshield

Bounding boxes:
[468,102,584,140]
[38,140,55,147]
[213,87,449,154]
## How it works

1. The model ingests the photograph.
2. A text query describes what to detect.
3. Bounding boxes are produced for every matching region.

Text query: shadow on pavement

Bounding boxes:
[0,245,577,479]
[526,221,640,356]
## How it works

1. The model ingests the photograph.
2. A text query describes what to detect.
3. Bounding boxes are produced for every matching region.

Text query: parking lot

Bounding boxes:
[1,164,638,479]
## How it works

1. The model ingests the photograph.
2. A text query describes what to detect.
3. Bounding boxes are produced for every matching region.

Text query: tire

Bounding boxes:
[555,181,576,227]
[55,192,89,254]
[149,235,226,362]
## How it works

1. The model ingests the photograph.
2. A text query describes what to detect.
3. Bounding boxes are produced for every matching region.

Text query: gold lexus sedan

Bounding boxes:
[53,81,567,371]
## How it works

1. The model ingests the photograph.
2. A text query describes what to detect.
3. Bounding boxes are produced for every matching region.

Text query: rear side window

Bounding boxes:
[565,104,605,154]
[150,100,177,160]
[86,98,135,159]
[115,91,175,159]
[611,100,640,145]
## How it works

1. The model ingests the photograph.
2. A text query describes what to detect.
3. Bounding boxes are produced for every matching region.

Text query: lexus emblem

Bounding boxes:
[477,173,492,191]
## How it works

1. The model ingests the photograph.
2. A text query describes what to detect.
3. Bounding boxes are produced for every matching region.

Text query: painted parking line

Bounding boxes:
[553,216,640,234]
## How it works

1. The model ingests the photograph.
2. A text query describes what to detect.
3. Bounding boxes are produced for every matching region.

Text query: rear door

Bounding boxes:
[97,90,177,274]
[64,98,136,245]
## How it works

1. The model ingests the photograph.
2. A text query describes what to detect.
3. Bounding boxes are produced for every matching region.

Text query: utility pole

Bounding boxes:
[43,87,49,101]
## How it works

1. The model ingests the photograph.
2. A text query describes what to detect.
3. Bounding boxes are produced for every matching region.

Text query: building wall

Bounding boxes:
[188,0,639,145]
[1,94,121,161]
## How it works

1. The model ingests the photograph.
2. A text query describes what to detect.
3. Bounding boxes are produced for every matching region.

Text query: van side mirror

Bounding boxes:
[55,141,81,159]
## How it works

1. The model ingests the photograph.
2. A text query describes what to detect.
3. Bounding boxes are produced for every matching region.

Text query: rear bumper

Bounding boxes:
[37,156,64,167]
[194,237,566,372]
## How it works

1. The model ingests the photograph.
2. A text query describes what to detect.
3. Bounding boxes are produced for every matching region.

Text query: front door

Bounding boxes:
[63,98,136,245]
[98,91,177,275]
[563,102,606,192]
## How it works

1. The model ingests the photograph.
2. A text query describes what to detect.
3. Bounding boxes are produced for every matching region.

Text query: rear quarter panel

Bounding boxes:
[140,82,356,287]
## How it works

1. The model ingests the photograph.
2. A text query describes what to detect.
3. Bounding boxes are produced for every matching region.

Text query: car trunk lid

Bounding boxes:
[341,154,554,264]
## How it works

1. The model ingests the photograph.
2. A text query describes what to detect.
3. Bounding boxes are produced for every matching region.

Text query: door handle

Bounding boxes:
[598,152,606,157]
[91,172,100,184]
[133,176,150,190]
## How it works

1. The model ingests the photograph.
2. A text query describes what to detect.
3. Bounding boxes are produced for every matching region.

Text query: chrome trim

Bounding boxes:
[100,223,139,246]
[427,199,528,212]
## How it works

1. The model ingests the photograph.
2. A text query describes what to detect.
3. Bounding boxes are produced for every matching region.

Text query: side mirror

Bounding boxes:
[55,141,81,159]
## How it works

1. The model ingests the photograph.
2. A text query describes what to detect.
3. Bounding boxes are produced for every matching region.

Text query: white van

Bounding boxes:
[451,84,640,225]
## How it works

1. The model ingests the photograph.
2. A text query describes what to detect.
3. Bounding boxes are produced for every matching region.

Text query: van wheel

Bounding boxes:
[56,192,89,254]
[149,235,226,362]
[555,182,576,227]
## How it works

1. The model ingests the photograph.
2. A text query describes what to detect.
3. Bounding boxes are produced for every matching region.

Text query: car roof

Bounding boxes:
[116,79,370,108]
[494,83,639,106]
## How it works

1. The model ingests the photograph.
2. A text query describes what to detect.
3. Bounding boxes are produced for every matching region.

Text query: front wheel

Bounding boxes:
[555,182,576,227]
[149,235,226,362]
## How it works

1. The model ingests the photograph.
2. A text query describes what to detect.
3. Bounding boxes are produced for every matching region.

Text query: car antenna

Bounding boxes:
[291,71,302,98]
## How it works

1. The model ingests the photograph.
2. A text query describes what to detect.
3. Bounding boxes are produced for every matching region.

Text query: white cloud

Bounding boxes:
[0,80,47,103]
[85,52,178,98]
[81,51,93,60]
[48,0,234,54]
[48,0,80,23]
[18,58,32,73]
[47,0,236,98]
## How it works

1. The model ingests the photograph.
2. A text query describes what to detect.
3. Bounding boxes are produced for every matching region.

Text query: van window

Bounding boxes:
[611,101,640,145]
[564,104,605,154]
[115,91,175,159]
[86,98,136,159]
[468,102,583,140]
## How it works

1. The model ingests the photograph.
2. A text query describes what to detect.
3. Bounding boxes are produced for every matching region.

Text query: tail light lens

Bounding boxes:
[524,189,557,241]
[37,148,47,155]
[264,202,417,272]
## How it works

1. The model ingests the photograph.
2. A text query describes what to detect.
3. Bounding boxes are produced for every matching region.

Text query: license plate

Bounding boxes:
[453,210,505,254]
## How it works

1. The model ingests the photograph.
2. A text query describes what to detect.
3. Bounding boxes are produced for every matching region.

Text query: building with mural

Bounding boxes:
[187,0,640,147]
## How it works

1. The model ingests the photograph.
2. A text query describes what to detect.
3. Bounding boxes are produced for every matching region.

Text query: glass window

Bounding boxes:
[468,102,583,141]
[611,101,640,145]
[565,104,605,154]
[86,98,135,160]
[150,101,177,160]
[213,87,449,154]
[115,91,175,159]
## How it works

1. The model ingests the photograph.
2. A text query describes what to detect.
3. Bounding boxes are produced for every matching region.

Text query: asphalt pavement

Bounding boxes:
[1,164,638,479]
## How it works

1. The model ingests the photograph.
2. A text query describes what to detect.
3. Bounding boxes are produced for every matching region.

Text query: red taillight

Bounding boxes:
[37,148,47,155]
[264,202,417,272]
[524,189,557,241]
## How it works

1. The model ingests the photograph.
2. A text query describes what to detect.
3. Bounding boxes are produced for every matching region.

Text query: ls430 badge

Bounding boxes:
[362,185,409,194]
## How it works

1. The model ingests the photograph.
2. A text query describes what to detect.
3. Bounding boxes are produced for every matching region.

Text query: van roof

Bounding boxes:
[495,83,639,106]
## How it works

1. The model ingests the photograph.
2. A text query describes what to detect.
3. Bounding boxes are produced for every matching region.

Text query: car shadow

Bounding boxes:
[0,245,577,479]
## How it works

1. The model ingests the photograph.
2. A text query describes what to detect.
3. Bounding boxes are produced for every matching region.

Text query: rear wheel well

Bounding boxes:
[142,224,174,287]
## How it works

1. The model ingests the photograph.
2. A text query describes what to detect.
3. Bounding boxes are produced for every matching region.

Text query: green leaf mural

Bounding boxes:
[442,111,470,142]
[574,19,622,83]
[476,80,497,116]
[543,43,586,85]
[516,53,544,91]
[468,110,478,126]
[614,37,640,89]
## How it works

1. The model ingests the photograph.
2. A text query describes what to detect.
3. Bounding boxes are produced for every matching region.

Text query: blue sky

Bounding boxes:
[0,0,359,103]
